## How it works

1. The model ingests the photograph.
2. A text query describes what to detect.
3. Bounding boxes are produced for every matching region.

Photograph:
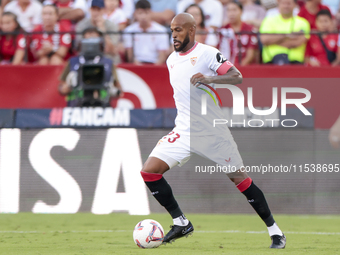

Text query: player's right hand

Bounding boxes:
[190,73,211,86]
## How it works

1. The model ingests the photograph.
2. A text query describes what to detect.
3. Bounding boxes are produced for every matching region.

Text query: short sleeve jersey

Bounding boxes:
[167,42,234,136]
[260,15,310,63]
[4,0,42,32]
[0,35,26,61]
[221,22,258,64]
[305,34,338,65]
[123,21,169,63]
[103,8,127,25]
[31,23,72,58]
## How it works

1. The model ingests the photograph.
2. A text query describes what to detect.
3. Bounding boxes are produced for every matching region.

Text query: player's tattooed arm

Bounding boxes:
[190,66,243,85]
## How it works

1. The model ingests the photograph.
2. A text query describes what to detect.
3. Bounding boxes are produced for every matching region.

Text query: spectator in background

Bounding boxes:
[146,0,177,27]
[336,7,340,29]
[184,4,217,46]
[238,0,266,28]
[321,0,338,14]
[266,0,300,17]
[0,12,26,64]
[123,0,169,64]
[177,0,223,30]
[261,0,279,10]
[305,10,338,66]
[298,0,331,29]
[52,0,87,24]
[1,0,10,10]
[121,0,135,22]
[31,4,72,64]
[219,0,232,26]
[219,1,258,65]
[260,0,310,64]
[104,0,128,30]
[76,0,119,60]
[4,0,42,32]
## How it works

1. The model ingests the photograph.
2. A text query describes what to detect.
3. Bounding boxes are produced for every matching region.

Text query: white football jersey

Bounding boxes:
[4,0,42,32]
[167,42,233,137]
[124,22,170,63]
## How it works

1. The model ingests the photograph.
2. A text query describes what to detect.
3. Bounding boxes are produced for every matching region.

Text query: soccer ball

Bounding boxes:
[133,219,164,248]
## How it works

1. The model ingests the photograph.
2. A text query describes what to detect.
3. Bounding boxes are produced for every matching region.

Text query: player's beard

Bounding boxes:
[174,33,190,52]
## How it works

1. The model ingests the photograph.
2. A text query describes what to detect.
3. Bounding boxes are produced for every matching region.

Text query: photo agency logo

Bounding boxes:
[199,85,312,128]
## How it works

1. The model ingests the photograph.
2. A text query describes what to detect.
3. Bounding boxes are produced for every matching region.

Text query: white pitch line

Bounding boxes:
[0,230,339,235]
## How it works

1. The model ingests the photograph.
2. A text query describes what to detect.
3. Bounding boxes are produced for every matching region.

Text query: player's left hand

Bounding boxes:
[190,73,211,86]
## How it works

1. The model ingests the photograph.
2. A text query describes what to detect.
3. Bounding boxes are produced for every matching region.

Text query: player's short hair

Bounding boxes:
[184,4,206,29]
[135,0,151,10]
[316,9,332,19]
[229,0,243,11]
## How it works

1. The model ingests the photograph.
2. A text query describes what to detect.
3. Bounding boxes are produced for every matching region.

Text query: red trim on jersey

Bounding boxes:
[179,42,198,56]
[217,61,233,75]
[140,171,163,182]
[236,177,252,193]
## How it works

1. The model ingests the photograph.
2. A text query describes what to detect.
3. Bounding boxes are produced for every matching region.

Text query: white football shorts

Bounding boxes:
[149,130,244,171]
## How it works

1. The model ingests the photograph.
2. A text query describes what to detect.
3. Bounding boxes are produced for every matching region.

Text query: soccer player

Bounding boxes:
[140,13,286,249]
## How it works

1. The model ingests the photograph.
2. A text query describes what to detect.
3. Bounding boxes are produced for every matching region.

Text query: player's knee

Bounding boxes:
[232,177,247,185]
[141,164,163,174]
[227,168,249,185]
[141,157,169,175]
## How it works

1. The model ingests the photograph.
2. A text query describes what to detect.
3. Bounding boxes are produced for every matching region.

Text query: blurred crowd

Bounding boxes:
[0,0,340,66]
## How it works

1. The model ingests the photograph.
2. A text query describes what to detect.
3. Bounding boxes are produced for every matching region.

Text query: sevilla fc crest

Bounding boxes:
[190,57,197,66]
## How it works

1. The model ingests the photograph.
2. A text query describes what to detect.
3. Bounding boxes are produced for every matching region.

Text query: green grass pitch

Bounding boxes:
[0,213,339,254]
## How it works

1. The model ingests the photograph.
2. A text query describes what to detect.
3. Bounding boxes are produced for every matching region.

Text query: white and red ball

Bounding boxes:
[133,219,164,248]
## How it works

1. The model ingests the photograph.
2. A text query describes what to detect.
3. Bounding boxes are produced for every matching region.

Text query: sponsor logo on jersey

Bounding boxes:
[216,52,227,63]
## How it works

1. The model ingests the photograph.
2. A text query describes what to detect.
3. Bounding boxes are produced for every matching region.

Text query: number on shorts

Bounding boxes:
[166,131,180,143]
